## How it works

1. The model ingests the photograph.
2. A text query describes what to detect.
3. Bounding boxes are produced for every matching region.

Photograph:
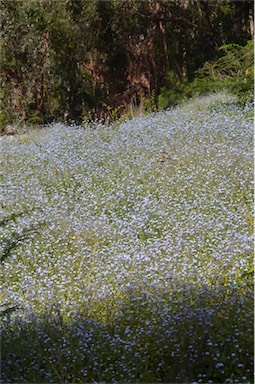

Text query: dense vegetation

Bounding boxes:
[1,1,254,382]
[0,0,254,129]
[1,92,254,383]
[158,39,254,108]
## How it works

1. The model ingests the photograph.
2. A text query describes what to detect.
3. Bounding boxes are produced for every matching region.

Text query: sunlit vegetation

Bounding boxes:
[158,40,254,108]
[1,93,253,383]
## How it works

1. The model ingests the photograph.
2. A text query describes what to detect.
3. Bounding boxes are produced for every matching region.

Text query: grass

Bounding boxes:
[0,92,254,383]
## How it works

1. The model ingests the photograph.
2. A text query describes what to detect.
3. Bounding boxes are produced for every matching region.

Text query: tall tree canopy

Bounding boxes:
[0,0,253,127]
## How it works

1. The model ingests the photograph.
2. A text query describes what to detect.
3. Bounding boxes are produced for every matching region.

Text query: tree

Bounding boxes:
[0,0,253,129]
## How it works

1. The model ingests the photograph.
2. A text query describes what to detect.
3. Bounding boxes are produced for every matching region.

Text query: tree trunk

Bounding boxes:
[249,13,254,39]
[234,2,243,39]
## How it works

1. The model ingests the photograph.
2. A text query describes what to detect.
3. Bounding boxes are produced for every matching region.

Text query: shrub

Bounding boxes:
[158,40,254,109]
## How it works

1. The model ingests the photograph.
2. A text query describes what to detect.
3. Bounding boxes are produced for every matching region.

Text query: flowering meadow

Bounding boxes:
[1,93,254,383]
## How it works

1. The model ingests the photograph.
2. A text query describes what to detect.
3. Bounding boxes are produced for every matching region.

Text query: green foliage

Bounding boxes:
[102,103,125,126]
[26,110,42,126]
[196,40,254,101]
[141,90,158,114]
[158,40,254,109]
[0,0,96,128]
[0,112,8,134]
[0,0,254,129]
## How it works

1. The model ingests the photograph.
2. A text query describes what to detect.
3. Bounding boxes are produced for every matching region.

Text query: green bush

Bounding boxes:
[158,40,254,109]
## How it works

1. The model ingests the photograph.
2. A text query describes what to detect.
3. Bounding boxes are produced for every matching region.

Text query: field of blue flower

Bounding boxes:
[1,93,254,383]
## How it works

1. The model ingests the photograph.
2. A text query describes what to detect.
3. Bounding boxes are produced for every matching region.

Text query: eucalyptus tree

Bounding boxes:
[0,0,253,129]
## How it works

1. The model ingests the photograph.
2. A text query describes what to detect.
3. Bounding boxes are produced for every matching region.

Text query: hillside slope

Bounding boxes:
[1,93,254,383]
